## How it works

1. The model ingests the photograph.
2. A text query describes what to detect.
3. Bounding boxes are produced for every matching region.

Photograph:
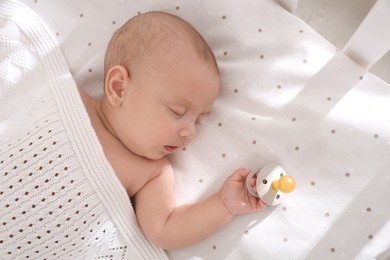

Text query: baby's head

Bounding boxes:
[104,11,219,80]
[101,11,220,160]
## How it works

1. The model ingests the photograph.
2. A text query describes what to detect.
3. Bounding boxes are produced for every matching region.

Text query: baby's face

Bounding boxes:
[115,48,219,160]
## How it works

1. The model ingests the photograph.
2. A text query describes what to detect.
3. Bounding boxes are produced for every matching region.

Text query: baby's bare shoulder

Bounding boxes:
[110,147,172,197]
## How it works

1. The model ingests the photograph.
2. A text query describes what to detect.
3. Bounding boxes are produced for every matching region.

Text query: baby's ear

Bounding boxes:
[104,65,129,106]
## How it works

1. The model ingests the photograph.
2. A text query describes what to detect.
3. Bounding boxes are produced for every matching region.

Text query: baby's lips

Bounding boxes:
[164,145,178,153]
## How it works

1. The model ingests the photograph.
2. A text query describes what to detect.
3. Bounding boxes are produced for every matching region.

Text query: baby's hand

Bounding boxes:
[218,168,267,216]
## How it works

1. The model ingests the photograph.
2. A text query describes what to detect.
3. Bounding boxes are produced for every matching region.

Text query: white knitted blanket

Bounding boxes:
[0,1,167,259]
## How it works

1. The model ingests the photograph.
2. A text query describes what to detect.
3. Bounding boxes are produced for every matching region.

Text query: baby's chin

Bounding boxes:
[140,153,165,161]
[142,149,174,161]
[127,145,181,161]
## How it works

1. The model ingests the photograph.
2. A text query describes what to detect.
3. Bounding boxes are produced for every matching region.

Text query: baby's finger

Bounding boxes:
[236,168,251,178]
[257,199,268,211]
[229,168,249,182]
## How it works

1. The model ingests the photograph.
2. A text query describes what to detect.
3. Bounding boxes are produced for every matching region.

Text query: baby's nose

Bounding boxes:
[179,123,197,139]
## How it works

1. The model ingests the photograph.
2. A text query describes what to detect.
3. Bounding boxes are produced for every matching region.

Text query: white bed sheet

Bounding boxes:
[15,0,390,259]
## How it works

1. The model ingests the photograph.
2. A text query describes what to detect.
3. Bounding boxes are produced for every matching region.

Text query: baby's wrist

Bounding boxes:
[216,192,235,218]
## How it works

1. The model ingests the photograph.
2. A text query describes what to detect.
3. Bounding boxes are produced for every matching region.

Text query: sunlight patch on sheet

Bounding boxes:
[247,84,304,112]
[271,39,335,75]
[326,87,390,138]
[356,218,390,260]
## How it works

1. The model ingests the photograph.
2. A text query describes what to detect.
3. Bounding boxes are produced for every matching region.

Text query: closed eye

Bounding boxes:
[169,107,185,117]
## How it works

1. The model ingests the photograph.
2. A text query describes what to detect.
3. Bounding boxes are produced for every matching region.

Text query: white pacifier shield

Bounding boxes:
[246,164,288,206]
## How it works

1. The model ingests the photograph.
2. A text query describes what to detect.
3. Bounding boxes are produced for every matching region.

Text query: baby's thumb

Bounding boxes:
[235,168,251,178]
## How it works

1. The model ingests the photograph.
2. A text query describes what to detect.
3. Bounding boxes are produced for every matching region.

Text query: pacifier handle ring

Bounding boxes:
[246,168,262,197]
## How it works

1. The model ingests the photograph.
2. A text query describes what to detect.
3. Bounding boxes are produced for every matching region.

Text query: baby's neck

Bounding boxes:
[78,88,117,139]
[97,100,118,139]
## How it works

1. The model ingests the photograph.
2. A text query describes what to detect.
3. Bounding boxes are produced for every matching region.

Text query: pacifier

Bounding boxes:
[245,164,295,206]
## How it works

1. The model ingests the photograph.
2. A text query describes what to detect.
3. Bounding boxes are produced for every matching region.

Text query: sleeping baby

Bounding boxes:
[0,10,266,258]
[80,11,267,249]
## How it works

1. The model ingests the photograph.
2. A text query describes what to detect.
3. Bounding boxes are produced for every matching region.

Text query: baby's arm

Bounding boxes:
[134,161,266,250]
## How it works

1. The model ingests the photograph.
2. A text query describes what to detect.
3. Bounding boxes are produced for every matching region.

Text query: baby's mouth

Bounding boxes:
[164,145,178,153]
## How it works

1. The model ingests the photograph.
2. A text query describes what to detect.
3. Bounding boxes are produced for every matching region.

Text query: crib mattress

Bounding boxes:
[6,0,390,259]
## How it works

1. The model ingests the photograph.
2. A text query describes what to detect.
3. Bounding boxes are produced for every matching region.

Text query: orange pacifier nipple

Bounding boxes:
[272,175,295,193]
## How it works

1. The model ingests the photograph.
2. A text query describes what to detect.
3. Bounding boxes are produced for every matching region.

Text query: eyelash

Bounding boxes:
[169,108,185,117]
[169,107,205,124]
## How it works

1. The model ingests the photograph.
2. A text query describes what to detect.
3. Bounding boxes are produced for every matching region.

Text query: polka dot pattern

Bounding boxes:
[9,0,390,259]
